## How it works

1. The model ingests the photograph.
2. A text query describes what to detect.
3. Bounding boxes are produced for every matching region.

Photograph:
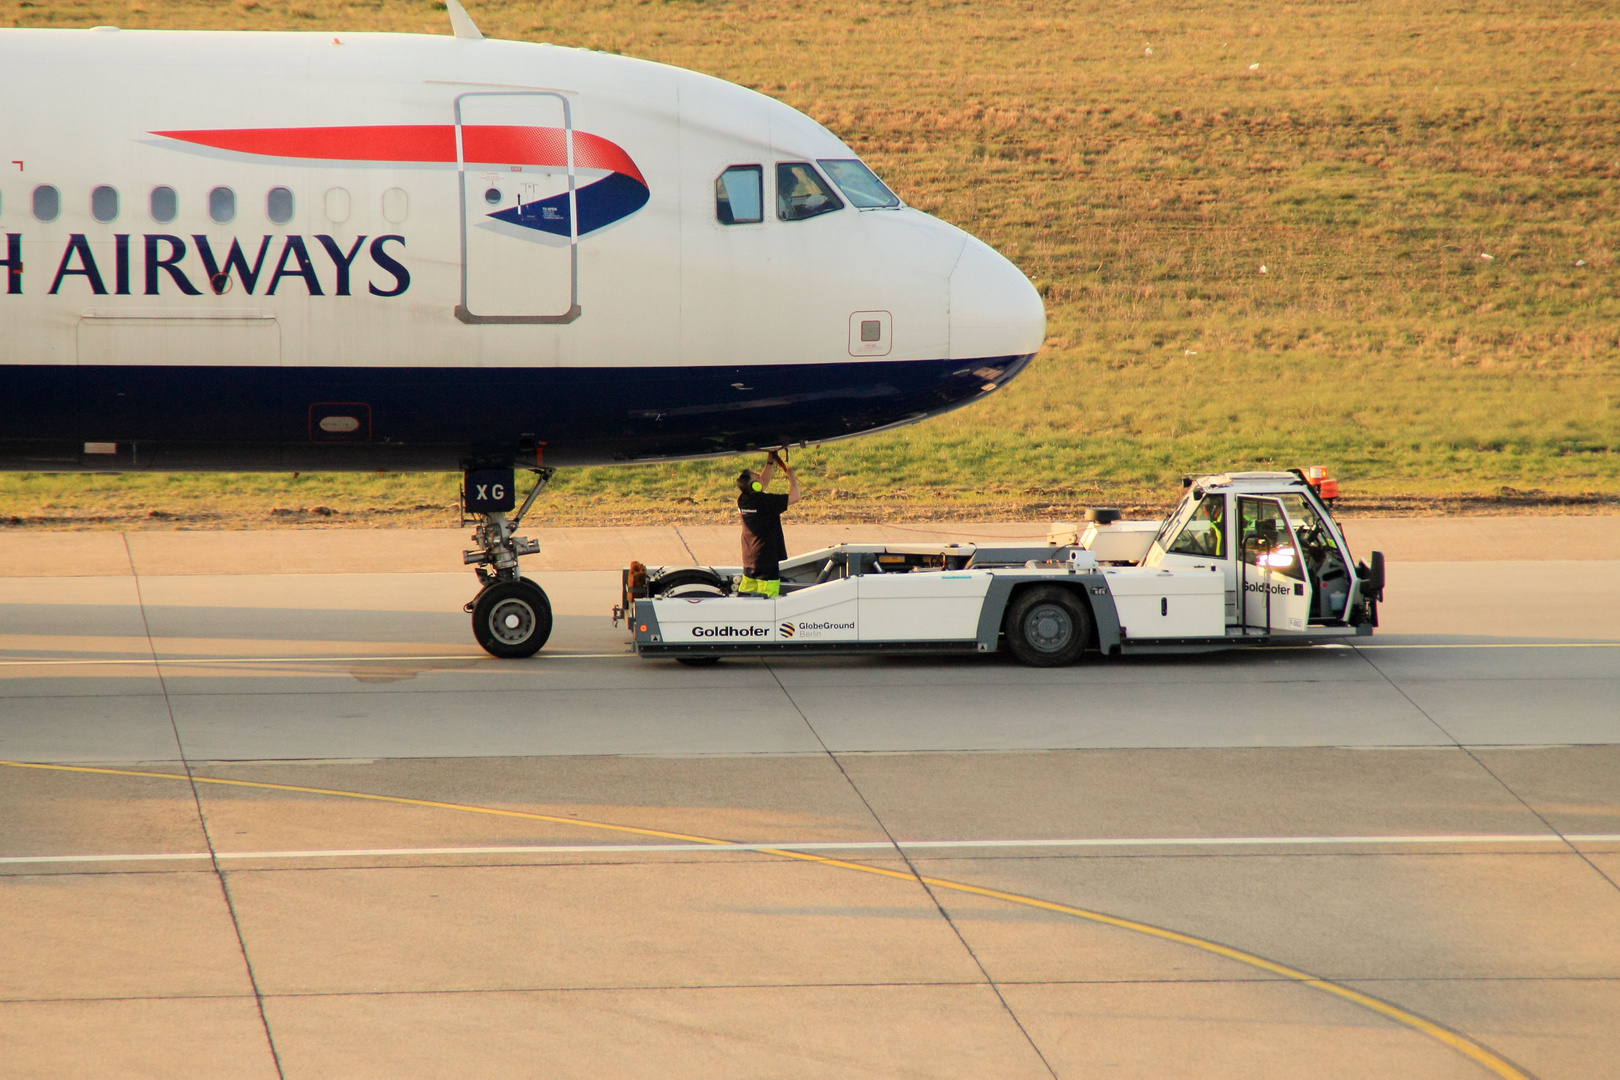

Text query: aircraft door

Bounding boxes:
[1237,496,1312,634]
[455,92,580,323]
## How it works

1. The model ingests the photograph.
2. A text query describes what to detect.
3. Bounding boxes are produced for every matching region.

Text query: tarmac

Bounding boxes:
[0,516,1616,1079]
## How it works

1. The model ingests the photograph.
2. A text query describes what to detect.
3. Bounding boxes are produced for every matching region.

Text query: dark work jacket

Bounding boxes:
[738,489,790,578]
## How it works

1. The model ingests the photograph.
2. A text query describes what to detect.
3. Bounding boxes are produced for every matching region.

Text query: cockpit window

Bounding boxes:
[715,165,763,225]
[777,162,843,221]
[817,159,900,208]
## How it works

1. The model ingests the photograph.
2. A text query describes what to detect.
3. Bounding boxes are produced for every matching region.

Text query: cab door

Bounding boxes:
[1237,496,1312,634]
[1149,492,1237,624]
[455,92,580,323]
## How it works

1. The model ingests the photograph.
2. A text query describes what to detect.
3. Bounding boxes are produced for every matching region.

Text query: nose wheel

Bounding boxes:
[471,579,553,658]
[462,466,554,659]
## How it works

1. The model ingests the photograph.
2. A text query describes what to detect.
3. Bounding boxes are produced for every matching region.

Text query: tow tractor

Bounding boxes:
[615,468,1386,666]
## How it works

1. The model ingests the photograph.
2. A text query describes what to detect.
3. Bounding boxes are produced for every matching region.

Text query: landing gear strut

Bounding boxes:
[463,467,554,658]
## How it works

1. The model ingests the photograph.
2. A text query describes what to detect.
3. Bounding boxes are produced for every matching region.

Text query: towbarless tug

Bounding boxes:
[617,469,1386,666]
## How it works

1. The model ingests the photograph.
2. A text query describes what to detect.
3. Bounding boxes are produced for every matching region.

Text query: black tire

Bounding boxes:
[650,567,729,598]
[1005,585,1092,667]
[676,655,722,667]
[471,580,553,658]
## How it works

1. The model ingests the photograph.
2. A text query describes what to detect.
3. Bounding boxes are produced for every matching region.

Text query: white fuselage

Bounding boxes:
[0,28,1045,470]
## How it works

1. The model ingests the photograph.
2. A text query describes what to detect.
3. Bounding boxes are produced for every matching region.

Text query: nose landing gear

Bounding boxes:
[462,467,554,658]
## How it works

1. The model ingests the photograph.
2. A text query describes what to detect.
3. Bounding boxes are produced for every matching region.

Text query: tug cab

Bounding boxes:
[1142,469,1372,633]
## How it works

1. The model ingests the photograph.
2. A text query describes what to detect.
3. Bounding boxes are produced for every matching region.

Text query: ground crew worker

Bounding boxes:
[736,450,800,597]
[1200,495,1226,558]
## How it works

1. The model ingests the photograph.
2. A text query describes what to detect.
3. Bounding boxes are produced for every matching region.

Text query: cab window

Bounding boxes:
[1278,492,1352,617]
[777,162,843,221]
[715,165,762,225]
[1276,495,1338,559]
[1166,495,1227,558]
[1238,497,1304,580]
[818,159,900,208]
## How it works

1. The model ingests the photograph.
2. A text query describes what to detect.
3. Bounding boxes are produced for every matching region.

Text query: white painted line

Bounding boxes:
[1353,643,1620,650]
[907,834,1620,848]
[6,834,1618,867]
[1,851,216,864]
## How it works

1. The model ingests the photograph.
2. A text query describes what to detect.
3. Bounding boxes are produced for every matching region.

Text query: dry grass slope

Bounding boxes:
[1,0,1616,526]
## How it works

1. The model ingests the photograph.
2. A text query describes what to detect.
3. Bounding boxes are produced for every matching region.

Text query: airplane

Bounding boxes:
[0,2,1047,657]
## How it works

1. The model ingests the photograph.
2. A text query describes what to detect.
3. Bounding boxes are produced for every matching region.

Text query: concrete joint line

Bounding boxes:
[762,661,1061,1078]
[0,756,1537,1080]
[122,535,288,1080]
[1351,644,1620,900]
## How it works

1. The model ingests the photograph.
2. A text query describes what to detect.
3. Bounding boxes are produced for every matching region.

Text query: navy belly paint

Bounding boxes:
[0,353,1033,471]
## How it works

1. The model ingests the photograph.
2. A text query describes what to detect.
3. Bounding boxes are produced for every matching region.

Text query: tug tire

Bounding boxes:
[1005,586,1092,667]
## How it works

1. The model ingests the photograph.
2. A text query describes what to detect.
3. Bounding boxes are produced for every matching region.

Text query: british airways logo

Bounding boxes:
[155,125,650,237]
[0,124,650,299]
[10,232,409,298]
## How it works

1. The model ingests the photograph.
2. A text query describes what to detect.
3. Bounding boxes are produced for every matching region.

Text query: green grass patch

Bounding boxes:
[1,0,1616,526]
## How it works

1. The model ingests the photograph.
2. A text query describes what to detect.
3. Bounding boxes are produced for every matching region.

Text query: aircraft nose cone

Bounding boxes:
[948,236,1046,360]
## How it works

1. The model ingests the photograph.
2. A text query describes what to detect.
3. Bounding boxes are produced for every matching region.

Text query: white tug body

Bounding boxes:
[621,469,1385,666]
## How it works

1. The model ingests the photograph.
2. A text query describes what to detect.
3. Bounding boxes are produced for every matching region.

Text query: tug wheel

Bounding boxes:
[1005,586,1092,667]
[472,580,553,658]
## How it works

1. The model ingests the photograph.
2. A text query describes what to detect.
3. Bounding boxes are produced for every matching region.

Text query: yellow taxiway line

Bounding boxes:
[0,758,1534,1080]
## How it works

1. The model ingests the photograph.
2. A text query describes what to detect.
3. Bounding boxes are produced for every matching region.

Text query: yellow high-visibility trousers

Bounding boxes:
[737,576,780,597]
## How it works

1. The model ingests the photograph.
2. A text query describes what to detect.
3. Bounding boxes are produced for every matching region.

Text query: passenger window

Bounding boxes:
[817,159,900,208]
[209,186,236,224]
[382,187,408,224]
[150,186,178,224]
[1167,495,1227,558]
[715,165,763,225]
[267,186,294,225]
[32,185,60,222]
[324,187,350,223]
[91,185,119,223]
[776,162,843,221]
